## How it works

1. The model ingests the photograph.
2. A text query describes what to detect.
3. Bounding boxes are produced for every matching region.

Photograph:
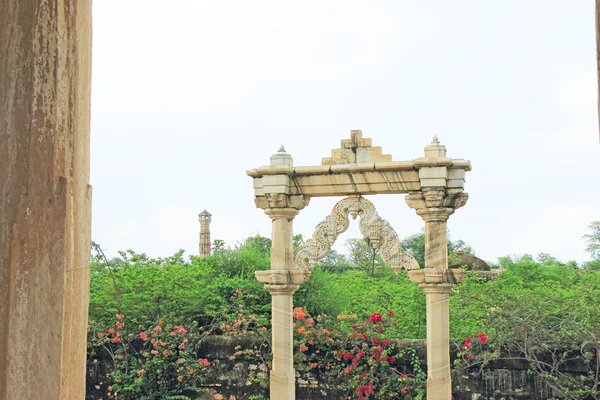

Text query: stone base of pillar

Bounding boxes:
[426,377,452,400]
[270,370,296,400]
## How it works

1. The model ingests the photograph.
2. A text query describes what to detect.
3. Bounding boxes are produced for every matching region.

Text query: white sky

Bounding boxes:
[90,1,600,264]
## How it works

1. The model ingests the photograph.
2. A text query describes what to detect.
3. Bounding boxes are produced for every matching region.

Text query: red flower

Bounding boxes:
[369,313,383,323]
[389,355,396,362]
[463,337,472,349]
[474,333,487,344]
[387,310,394,317]
[466,354,473,361]
[373,338,380,345]
[357,383,374,400]
[383,339,391,347]
[343,352,352,360]
[363,334,368,341]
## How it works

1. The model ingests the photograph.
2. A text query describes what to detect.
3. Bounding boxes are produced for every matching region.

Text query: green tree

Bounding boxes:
[400,231,473,267]
[317,249,351,273]
[345,237,383,276]
[584,221,600,260]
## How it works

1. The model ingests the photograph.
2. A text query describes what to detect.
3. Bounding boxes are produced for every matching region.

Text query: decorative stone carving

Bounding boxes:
[405,188,469,222]
[295,196,419,272]
[255,194,310,212]
[321,130,392,165]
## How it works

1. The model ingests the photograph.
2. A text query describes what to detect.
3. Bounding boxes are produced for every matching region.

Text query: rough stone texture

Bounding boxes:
[0,1,92,399]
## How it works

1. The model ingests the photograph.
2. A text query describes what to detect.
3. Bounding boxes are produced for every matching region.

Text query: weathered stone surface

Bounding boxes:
[0,1,92,399]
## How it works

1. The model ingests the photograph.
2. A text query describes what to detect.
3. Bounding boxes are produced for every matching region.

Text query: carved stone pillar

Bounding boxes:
[255,201,309,400]
[252,147,310,399]
[406,188,468,400]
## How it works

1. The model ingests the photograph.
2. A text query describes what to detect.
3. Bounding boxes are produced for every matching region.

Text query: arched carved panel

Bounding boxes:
[295,196,419,273]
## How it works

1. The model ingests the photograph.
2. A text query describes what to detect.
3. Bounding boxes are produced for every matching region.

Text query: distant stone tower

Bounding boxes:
[198,210,212,257]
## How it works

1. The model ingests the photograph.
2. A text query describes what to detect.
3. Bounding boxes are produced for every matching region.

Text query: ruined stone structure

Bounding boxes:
[0,1,93,399]
[199,210,212,257]
[247,130,471,399]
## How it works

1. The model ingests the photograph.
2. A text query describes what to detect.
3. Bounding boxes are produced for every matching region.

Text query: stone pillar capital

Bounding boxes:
[407,267,466,286]
[255,270,311,294]
[405,188,468,222]
[255,194,310,217]
[264,207,299,221]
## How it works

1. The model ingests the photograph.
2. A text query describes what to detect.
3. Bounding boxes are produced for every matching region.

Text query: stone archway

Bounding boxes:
[248,131,470,400]
[295,195,419,272]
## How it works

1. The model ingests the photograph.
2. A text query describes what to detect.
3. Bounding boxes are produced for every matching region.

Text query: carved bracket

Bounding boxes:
[295,196,419,273]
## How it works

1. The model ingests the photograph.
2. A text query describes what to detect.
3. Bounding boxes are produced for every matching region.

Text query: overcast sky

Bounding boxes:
[90,1,600,264]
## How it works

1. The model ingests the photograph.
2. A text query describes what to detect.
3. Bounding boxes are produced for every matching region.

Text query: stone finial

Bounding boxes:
[270,146,293,166]
[424,135,446,158]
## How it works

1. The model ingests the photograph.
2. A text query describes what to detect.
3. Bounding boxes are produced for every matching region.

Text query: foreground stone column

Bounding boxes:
[252,147,310,399]
[255,205,309,400]
[405,137,470,399]
[0,1,93,399]
[406,191,467,400]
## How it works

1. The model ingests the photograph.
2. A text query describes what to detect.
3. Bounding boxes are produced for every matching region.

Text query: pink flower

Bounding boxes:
[170,331,177,337]
[466,354,473,361]
[305,318,315,326]
[151,350,158,355]
[299,344,308,352]
[162,350,169,356]
[140,332,148,340]
[197,358,210,367]
[108,328,115,334]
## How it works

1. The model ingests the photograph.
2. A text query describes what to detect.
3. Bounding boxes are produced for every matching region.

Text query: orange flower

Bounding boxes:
[297,327,306,335]
[324,328,330,336]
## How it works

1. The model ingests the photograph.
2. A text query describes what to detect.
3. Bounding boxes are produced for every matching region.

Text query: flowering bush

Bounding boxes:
[292,308,426,399]
[89,314,209,399]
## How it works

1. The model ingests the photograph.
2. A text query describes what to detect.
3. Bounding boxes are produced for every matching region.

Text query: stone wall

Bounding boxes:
[87,337,594,399]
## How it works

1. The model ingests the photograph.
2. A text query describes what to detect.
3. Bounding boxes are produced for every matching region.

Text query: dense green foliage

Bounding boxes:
[88,230,600,399]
